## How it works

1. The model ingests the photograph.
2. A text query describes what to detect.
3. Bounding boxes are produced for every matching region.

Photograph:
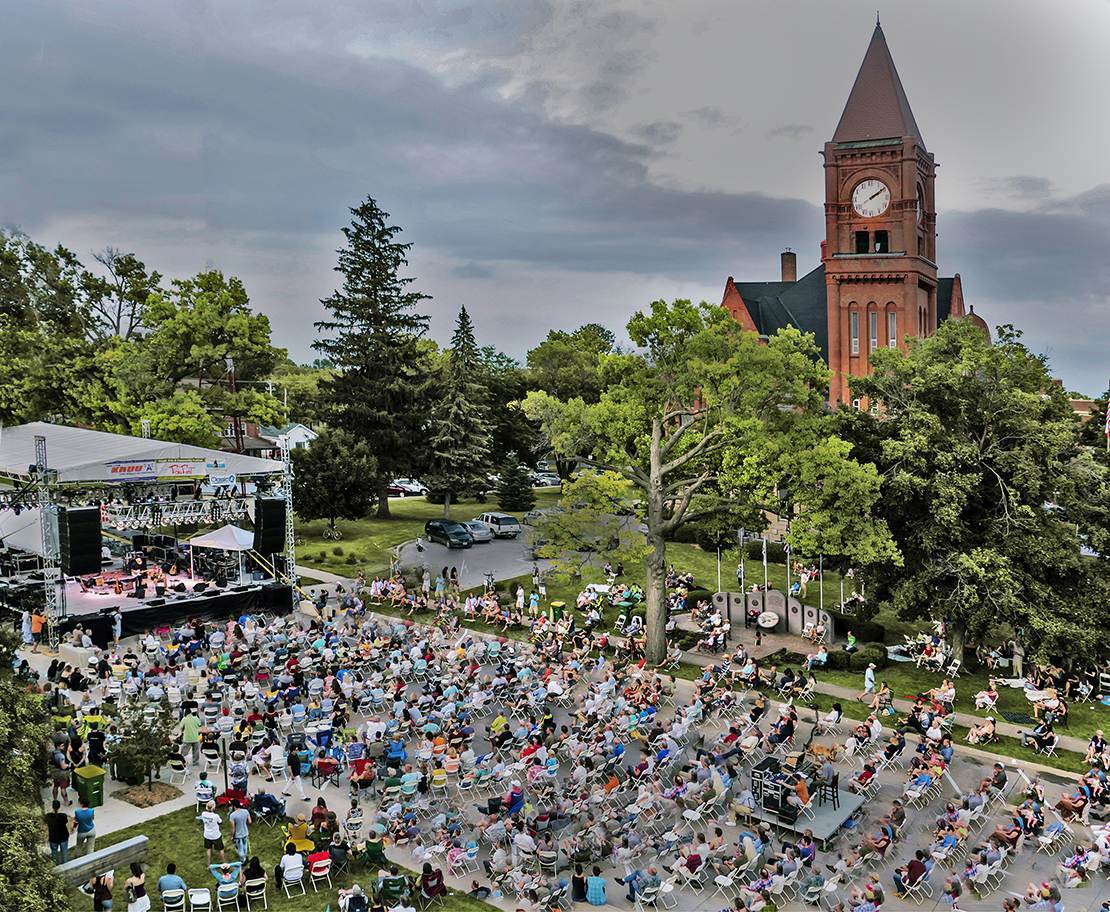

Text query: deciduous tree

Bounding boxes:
[292,429,378,533]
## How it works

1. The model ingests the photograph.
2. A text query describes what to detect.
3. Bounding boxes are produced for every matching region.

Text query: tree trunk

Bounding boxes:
[644,418,668,666]
[644,532,668,665]
[949,618,967,667]
[443,491,452,520]
[376,480,391,518]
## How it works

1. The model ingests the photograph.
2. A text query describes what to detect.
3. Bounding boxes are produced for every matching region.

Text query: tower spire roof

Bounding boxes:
[832,23,923,145]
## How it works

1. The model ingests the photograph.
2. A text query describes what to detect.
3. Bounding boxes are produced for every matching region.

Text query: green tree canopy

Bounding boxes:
[525,299,894,662]
[843,319,1110,664]
[292,429,378,531]
[526,322,616,403]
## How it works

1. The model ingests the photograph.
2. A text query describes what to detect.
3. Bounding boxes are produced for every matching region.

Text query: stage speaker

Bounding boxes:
[173,582,187,593]
[131,533,148,550]
[253,497,286,555]
[58,506,102,575]
[147,598,166,607]
[203,589,220,597]
[155,584,166,597]
[133,585,146,599]
[193,582,208,593]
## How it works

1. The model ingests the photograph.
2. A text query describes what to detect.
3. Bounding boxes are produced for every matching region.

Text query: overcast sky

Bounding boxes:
[4,0,1110,394]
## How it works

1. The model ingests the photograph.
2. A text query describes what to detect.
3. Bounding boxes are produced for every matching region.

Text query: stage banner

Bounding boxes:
[156,458,208,480]
[105,459,158,481]
[207,471,238,487]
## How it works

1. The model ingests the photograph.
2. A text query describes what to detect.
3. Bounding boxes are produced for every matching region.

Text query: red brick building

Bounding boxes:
[721,22,987,405]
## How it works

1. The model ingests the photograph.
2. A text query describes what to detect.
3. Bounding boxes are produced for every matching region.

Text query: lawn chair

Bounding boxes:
[282,867,306,898]
[309,857,332,892]
[188,888,212,912]
[216,883,239,912]
[161,889,186,912]
[242,877,268,911]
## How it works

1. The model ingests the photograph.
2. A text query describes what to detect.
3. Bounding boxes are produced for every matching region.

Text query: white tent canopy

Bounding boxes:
[0,506,47,556]
[187,525,256,552]
[0,422,283,484]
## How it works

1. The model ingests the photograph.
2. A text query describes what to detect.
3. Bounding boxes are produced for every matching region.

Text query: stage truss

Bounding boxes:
[34,435,64,648]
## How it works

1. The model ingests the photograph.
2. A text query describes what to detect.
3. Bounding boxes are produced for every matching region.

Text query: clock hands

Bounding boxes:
[867,188,886,202]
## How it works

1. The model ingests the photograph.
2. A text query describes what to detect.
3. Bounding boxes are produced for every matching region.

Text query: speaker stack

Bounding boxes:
[253,497,286,555]
[58,507,102,576]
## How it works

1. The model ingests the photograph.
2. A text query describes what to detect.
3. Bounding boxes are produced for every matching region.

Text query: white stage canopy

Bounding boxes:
[0,506,46,555]
[187,525,256,552]
[0,422,283,484]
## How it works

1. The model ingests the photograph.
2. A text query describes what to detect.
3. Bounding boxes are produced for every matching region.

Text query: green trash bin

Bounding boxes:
[74,765,107,808]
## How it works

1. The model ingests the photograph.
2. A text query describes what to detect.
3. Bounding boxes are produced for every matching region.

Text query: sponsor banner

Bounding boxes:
[208,472,238,487]
[156,459,207,479]
[106,459,157,481]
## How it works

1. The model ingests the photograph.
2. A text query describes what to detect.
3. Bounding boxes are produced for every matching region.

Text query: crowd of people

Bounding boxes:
[28,564,1110,912]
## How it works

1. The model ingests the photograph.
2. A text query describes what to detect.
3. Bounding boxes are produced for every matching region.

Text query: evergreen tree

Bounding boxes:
[496,454,536,513]
[314,197,430,517]
[425,306,493,518]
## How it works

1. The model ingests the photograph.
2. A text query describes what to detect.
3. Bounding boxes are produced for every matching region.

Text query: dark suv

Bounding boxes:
[424,519,473,549]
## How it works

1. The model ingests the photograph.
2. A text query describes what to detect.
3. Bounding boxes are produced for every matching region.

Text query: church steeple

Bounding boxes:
[832,23,923,145]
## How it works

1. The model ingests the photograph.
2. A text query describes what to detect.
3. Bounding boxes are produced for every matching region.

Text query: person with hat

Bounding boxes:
[857,662,876,702]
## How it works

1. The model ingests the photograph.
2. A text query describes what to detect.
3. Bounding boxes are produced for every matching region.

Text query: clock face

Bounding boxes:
[851,179,891,218]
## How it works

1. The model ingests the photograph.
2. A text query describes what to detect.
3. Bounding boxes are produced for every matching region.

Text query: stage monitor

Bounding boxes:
[59,506,102,576]
[253,497,286,554]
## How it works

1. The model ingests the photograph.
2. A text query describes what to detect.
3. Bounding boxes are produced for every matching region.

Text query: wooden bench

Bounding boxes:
[54,835,148,888]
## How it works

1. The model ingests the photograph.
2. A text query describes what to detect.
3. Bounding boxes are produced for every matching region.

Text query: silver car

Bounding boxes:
[463,520,494,543]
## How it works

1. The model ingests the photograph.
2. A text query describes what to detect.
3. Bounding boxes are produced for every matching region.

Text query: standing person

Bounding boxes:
[531,565,541,591]
[179,707,201,765]
[86,870,114,912]
[30,608,46,652]
[515,585,525,615]
[283,748,308,800]
[20,609,33,649]
[858,663,876,702]
[1011,639,1025,680]
[449,567,460,597]
[197,800,226,865]
[124,862,150,912]
[229,803,252,861]
[74,795,97,857]
[421,568,431,601]
[45,799,70,864]
[111,608,123,647]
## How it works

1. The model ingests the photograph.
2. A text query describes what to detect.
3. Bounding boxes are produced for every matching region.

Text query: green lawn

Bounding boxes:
[71,806,491,912]
[295,491,561,577]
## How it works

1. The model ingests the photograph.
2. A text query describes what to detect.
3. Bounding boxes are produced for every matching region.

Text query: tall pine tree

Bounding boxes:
[426,305,493,518]
[314,198,430,517]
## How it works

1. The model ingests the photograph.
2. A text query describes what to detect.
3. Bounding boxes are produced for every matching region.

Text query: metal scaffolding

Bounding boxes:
[34,435,65,648]
[278,435,298,608]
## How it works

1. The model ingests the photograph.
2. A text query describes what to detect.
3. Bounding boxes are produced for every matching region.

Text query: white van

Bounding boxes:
[475,512,522,539]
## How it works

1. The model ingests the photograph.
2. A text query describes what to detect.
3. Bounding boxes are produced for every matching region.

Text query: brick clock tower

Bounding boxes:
[823,22,949,404]
[720,21,974,407]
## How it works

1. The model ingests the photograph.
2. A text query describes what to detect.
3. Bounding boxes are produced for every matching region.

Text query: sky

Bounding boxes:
[3,0,1110,394]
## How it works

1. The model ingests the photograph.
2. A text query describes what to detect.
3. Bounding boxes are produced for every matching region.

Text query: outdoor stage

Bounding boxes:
[57,580,293,645]
[749,788,865,847]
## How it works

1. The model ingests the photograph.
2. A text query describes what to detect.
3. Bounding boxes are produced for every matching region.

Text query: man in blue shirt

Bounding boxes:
[73,796,96,857]
[157,862,187,898]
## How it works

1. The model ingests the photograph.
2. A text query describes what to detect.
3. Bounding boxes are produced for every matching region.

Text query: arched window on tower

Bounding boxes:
[887,309,897,347]
[850,310,860,355]
[868,310,878,351]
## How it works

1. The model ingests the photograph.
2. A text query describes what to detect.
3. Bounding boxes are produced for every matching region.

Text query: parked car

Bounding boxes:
[388,477,429,497]
[424,519,473,548]
[474,512,522,539]
[462,520,494,543]
[530,472,562,487]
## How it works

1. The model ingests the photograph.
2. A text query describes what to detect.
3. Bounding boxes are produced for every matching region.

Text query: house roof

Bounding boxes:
[730,265,962,362]
[832,23,923,145]
[733,265,831,361]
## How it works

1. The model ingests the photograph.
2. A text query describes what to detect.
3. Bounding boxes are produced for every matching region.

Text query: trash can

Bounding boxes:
[73,765,107,808]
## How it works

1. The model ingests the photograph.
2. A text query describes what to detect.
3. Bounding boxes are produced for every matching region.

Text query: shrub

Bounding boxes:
[332,545,344,556]
[850,641,889,672]
[824,650,853,671]
[345,554,359,565]
[741,540,788,565]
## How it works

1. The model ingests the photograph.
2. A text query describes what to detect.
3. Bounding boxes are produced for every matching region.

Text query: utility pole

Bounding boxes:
[226,356,243,454]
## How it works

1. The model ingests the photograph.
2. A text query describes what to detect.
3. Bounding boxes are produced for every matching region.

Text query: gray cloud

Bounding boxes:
[3,0,1109,397]
[634,121,683,144]
[452,261,495,279]
[767,124,814,140]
